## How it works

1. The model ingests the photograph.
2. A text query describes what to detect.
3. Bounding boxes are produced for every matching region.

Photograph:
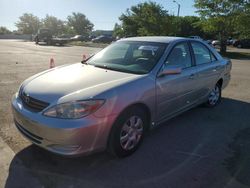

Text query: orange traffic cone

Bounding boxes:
[82,54,87,61]
[50,58,55,69]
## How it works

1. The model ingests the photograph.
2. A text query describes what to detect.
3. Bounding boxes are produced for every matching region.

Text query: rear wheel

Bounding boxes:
[108,107,147,158]
[206,83,221,107]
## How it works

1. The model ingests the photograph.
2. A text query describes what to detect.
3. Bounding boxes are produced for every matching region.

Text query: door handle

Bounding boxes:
[189,73,195,79]
[213,66,220,72]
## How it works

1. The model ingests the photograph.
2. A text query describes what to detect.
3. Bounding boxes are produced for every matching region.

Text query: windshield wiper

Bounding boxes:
[94,64,123,72]
[94,64,108,69]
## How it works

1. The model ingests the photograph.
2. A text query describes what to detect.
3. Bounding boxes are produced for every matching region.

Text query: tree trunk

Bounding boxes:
[219,31,227,54]
[220,41,227,53]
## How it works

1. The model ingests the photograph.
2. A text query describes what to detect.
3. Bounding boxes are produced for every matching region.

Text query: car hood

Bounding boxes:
[22,63,142,103]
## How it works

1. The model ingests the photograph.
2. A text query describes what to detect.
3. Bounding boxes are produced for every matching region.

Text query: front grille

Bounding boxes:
[20,92,49,112]
[15,120,43,144]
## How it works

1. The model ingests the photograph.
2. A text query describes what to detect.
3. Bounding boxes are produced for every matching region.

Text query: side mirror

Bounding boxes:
[158,65,182,77]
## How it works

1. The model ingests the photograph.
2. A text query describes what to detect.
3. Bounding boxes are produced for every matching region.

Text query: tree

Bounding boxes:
[194,0,249,53]
[173,16,205,38]
[233,4,250,39]
[67,12,94,35]
[0,26,11,34]
[15,13,41,34]
[117,2,171,37]
[113,23,124,38]
[42,15,65,35]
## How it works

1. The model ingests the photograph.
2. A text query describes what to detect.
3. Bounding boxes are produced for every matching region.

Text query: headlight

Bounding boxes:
[43,100,105,119]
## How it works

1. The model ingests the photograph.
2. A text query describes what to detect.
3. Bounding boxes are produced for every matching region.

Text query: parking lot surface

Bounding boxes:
[0,40,250,188]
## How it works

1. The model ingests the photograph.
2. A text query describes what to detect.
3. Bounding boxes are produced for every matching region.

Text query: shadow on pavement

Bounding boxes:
[5,98,250,188]
[221,51,250,60]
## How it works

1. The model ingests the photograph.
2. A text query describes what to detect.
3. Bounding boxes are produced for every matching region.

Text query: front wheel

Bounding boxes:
[206,83,221,107]
[108,107,147,158]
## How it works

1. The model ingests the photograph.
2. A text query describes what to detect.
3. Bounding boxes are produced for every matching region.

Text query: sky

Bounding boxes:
[0,0,197,31]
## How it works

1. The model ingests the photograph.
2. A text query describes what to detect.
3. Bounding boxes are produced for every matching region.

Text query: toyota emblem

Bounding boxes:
[24,94,30,103]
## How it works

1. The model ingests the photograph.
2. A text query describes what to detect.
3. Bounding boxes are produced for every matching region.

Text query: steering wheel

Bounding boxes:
[135,57,148,63]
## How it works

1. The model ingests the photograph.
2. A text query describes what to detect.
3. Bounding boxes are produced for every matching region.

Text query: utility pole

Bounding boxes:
[173,0,180,17]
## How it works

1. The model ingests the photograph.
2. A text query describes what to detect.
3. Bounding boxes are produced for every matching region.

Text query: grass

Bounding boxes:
[68,41,108,48]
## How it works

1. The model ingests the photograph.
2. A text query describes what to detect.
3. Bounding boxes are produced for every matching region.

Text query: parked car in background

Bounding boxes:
[212,40,220,47]
[70,35,90,42]
[34,28,52,44]
[189,36,202,40]
[34,28,69,46]
[226,38,236,45]
[12,37,231,158]
[233,39,250,48]
[92,35,114,43]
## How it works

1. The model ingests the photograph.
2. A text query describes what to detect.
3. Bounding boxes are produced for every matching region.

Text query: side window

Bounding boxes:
[191,42,215,65]
[210,52,217,62]
[166,42,192,69]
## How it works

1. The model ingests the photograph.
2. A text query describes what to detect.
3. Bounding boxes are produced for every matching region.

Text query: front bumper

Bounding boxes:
[11,93,116,156]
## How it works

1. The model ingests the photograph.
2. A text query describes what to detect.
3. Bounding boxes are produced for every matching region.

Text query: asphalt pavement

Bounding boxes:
[0,40,250,188]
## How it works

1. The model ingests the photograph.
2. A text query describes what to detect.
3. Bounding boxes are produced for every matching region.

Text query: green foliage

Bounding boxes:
[42,15,65,35]
[113,2,208,39]
[14,12,94,36]
[233,5,250,38]
[0,26,11,34]
[67,12,94,35]
[194,0,250,52]
[15,13,41,34]
[118,1,170,37]
[113,23,124,38]
[173,16,206,37]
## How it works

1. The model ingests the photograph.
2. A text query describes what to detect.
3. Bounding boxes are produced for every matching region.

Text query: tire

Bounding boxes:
[205,83,221,107]
[108,107,148,158]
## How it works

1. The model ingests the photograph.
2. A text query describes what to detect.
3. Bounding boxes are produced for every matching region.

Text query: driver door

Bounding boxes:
[156,42,198,122]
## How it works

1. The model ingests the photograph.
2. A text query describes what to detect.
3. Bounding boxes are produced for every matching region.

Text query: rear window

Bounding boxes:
[191,42,217,65]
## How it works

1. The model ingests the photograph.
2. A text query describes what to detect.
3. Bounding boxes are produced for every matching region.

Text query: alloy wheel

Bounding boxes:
[120,116,143,151]
[208,85,220,106]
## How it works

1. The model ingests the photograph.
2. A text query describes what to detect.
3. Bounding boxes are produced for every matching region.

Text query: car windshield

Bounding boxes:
[87,41,167,74]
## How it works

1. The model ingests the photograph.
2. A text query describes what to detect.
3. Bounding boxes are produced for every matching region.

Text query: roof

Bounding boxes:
[119,36,187,43]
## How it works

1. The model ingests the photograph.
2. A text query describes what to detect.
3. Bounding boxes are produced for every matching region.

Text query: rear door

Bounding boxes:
[156,42,198,122]
[190,41,222,99]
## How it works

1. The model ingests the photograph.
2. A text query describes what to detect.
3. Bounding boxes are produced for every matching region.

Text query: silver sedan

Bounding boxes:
[11,37,231,157]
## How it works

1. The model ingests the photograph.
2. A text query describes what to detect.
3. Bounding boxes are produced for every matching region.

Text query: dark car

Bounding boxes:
[233,39,250,48]
[92,35,114,43]
[34,29,69,46]
[34,28,53,45]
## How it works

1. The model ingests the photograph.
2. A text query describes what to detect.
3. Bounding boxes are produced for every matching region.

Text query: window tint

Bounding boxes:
[166,42,192,68]
[191,42,214,65]
[210,52,217,62]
